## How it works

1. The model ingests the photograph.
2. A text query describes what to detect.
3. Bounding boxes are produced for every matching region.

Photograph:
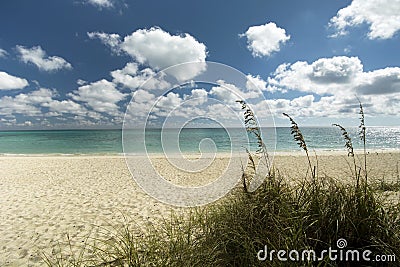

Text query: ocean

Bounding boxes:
[0,127,398,155]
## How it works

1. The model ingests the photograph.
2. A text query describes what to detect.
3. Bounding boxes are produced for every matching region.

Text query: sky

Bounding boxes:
[0,0,399,129]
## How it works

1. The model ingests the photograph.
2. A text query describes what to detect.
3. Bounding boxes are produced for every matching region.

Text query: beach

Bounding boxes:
[1,151,399,266]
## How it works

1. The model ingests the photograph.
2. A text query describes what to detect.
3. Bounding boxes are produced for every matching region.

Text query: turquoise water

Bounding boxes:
[0,127,398,154]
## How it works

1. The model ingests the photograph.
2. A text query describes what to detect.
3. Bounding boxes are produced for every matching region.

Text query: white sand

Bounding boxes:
[0,151,399,266]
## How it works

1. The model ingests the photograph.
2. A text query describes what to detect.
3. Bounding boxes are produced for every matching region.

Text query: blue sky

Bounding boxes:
[0,0,399,129]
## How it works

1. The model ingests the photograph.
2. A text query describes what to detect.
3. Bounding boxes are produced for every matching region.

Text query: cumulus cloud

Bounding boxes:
[16,45,72,72]
[356,68,400,95]
[120,27,207,80]
[155,92,182,110]
[77,79,87,86]
[121,27,206,67]
[0,48,8,58]
[133,92,183,118]
[259,95,316,117]
[0,71,29,90]
[183,88,208,106]
[128,89,207,122]
[122,64,400,124]
[111,62,170,90]
[0,87,93,119]
[246,74,268,92]
[308,56,363,84]
[267,56,400,97]
[209,78,265,103]
[264,93,400,119]
[22,87,56,104]
[90,27,208,81]
[0,85,122,127]
[268,56,361,95]
[0,88,55,115]
[124,89,156,120]
[69,79,127,115]
[43,99,88,116]
[263,55,400,118]
[329,0,400,39]
[240,22,290,57]
[132,89,156,103]
[254,94,363,119]
[85,0,113,9]
[209,81,241,104]
[87,32,121,54]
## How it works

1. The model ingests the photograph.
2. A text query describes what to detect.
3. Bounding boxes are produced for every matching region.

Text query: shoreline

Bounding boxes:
[0,148,398,157]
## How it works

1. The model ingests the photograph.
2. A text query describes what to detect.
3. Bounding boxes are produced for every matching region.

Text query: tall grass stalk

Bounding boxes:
[282,113,314,179]
[332,123,359,186]
[236,100,270,163]
[358,99,367,183]
[236,100,271,186]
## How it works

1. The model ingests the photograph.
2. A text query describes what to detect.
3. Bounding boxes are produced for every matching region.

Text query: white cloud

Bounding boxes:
[209,81,240,104]
[241,22,290,57]
[124,89,156,120]
[88,27,208,81]
[87,32,121,53]
[183,88,208,106]
[329,0,400,39]
[111,62,170,90]
[0,96,41,115]
[255,94,353,119]
[356,67,400,95]
[120,27,207,80]
[211,79,264,101]
[87,27,207,81]
[0,71,29,90]
[265,93,400,119]
[16,45,72,72]
[44,100,88,116]
[246,74,268,92]
[152,90,212,121]
[154,92,182,111]
[309,56,363,84]
[121,27,206,67]
[23,87,56,104]
[205,103,241,122]
[0,48,8,58]
[77,79,87,86]
[0,86,119,126]
[69,79,127,115]
[132,89,155,103]
[290,94,315,108]
[127,89,207,122]
[268,56,363,95]
[0,117,17,126]
[0,88,55,115]
[85,0,113,8]
[264,56,400,118]
[267,56,400,97]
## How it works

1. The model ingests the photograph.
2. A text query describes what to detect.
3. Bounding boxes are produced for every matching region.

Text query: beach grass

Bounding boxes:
[43,103,400,266]
[42,169,400,266]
